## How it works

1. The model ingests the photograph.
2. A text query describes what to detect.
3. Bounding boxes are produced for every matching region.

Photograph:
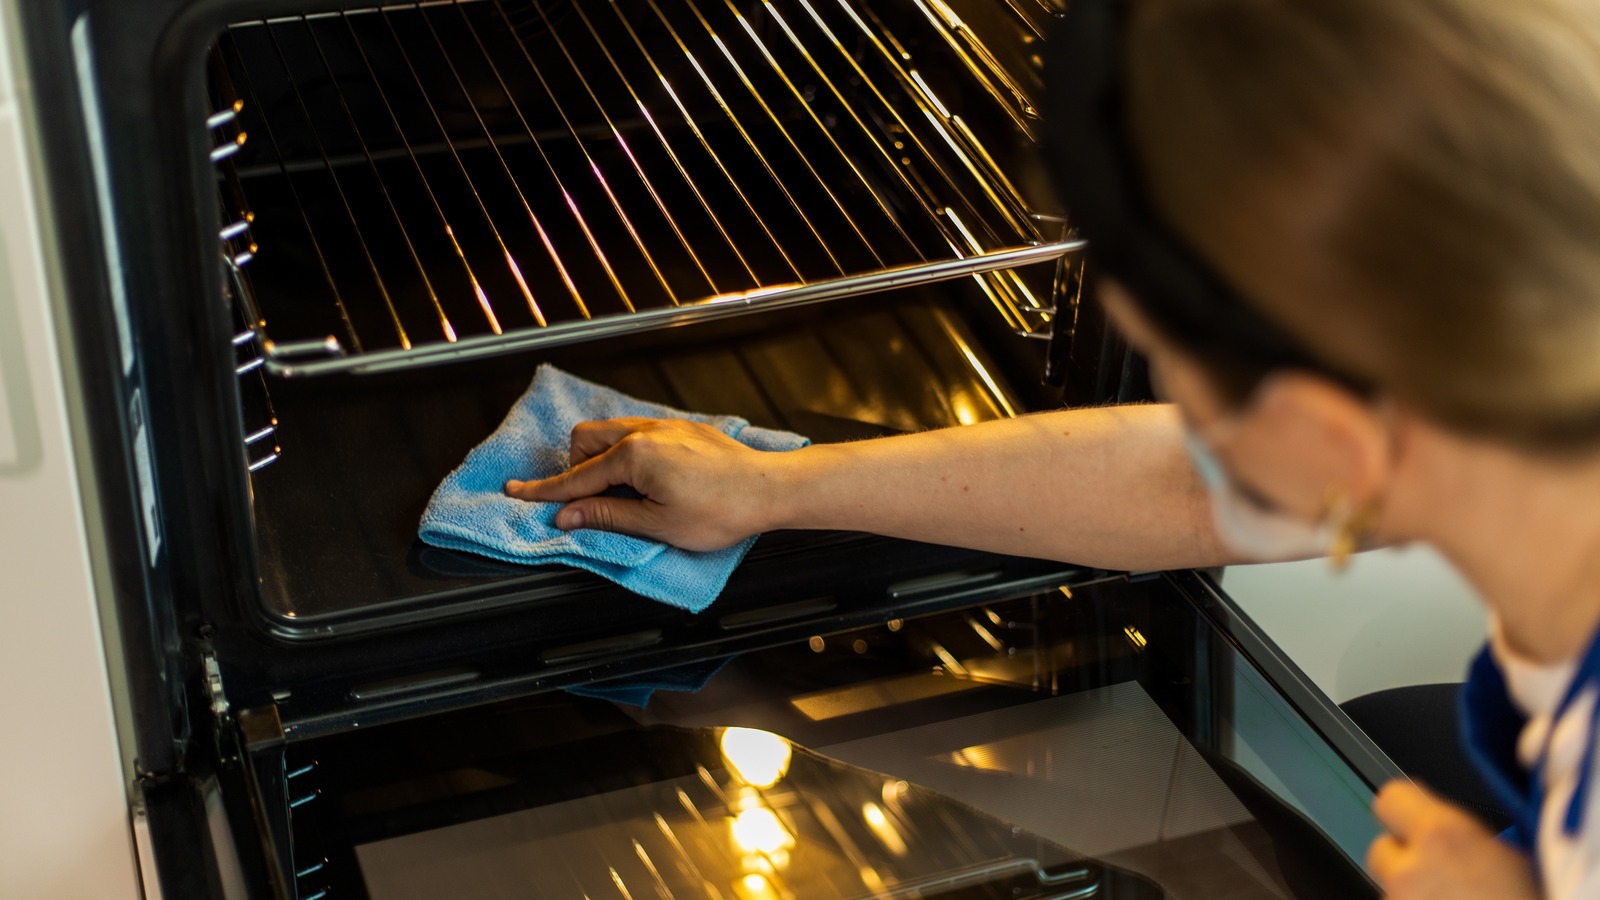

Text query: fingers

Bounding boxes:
[569,418,657,467]
[554,496,663,541]
[506,448,629,503]
[1373,780,1444,841]
[505,419,662,501]
[1367,833,1404,885]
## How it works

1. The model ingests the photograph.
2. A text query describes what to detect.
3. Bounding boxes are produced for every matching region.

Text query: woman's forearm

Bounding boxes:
[510,402,1234,568]
[770,403,1235,570]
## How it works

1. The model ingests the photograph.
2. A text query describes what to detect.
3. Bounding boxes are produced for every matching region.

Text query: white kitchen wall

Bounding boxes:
[1222,545,1486,705]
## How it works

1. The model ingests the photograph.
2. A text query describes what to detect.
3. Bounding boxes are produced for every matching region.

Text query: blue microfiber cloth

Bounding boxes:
[566,656,732,708]
[418,364,808,612]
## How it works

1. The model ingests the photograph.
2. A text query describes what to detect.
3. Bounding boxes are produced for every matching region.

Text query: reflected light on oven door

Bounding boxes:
[731,806,794,856]
[737,872,780,900]
[721,727,793,788]
[951,395,981,426]
[862,801,909,856]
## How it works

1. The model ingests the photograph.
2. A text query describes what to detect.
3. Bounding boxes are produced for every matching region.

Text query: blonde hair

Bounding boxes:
[1125,0,1600,446]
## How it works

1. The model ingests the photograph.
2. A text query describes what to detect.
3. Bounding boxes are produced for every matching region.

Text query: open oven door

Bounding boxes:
[215,571,1396,900]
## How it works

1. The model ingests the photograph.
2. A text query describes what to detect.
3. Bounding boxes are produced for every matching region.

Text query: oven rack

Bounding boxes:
[213,0,1079,378]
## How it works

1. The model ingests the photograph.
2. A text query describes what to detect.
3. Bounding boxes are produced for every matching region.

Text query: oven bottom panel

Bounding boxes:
[249,281,1058,639]
[238,576,1386,900]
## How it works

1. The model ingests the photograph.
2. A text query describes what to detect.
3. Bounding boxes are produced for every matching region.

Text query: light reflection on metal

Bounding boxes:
[677,788,712,829]
[736,872,778,899]
[556,0,750,285]
[632,840,675,898]
[654,812,716,894]
[445,225,500,334]
[721,728,793,789]
[790,669,977,720]
[947,745,1008,773]
[609,866,636,900]
[908,69,952,119]
[698,765,732,805]
[731,806,793,856]
[723,0,923,258]
[930,305,1017,418]
[908,0,1037,129]
[966,614,1005,651]
[942,207,1036,332]
[930,641,969,677]
[861,802,909,856]
[263,243,1077,376]
[1124,625,1149,651]
[616,0,804,280]
[950,396,980,426]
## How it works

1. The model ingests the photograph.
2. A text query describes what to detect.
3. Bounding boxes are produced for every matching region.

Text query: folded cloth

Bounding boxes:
[418,364,808,612]
[566,656,732,708]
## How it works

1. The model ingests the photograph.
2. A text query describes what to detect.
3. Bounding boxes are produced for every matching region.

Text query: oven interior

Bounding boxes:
[196,0,1129,721]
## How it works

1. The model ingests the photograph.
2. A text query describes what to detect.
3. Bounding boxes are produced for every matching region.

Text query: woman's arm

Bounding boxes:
[506,402,1236,570]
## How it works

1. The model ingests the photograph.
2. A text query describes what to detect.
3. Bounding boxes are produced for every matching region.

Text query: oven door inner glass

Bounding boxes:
[277,577,1382,899]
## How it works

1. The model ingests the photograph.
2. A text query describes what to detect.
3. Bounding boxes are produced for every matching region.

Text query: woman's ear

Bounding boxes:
[1231,371,1393,516]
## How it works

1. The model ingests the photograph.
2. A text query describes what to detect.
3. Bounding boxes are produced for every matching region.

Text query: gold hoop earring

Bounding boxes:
[1324,486,1380,571]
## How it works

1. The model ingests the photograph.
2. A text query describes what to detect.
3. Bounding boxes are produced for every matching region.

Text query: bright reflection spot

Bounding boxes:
[951,396,980,426]
[862,802,908,856]
[946,745,1010,773]
[721,728,793,788]
[742,852,778,875]
[737,872,778,899]
[732,806,793,855]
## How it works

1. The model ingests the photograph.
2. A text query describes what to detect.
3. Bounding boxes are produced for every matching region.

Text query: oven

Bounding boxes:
[13,0,1400,897]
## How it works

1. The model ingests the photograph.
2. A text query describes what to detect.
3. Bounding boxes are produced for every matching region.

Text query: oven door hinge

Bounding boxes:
[202,651,229,720]
[204,652,287,748]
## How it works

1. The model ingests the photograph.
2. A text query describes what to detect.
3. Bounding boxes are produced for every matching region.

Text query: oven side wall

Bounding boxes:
[0,0,145,896]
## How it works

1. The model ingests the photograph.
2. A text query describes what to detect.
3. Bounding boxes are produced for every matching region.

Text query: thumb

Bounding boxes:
[555,497,663,540]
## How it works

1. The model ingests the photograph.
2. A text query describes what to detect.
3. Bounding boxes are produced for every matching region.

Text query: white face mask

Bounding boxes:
[1182,427,1338,562]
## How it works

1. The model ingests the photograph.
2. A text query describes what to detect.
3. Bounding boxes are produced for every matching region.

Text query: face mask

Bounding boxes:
[1182,427,1339,562]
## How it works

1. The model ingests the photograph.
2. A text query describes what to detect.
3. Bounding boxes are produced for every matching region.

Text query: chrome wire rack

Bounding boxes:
[214,0,1080,377]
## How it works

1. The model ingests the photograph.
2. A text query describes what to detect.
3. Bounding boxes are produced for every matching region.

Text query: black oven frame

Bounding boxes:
[18,0,1394,897]
[38,0,1135,752]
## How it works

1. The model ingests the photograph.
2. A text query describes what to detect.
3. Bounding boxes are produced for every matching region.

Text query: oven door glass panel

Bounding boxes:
[355,729,1165,899]
[273,576,1384,899]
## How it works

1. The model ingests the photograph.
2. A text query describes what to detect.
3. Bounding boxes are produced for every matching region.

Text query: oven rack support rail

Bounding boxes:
[211,0,1079,378]
[263,240,1083,375]
[211,95,283,469]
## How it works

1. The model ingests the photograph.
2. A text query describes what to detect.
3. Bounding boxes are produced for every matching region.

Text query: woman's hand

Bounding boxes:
[503,417,795,551]
[1368,780,1539,899]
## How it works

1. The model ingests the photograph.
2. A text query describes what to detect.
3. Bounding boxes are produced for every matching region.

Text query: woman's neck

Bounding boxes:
[1411,437,1600,665]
